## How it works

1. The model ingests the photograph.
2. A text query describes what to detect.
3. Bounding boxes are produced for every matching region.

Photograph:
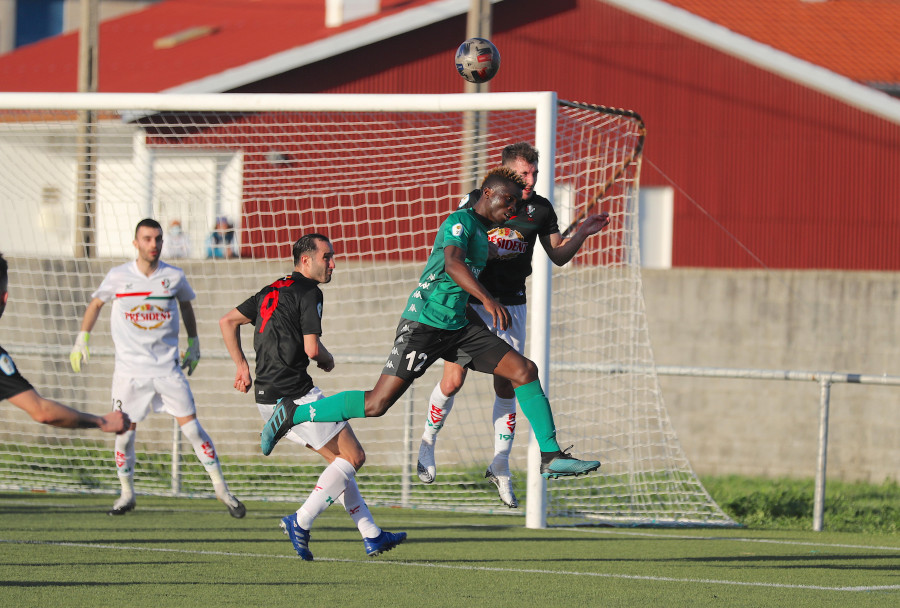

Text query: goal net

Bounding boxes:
[0,92,734,527]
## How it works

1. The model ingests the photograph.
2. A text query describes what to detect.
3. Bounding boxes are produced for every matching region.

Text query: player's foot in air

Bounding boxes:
[363,529,407,557]
[107,496,136,516]
[485,466,518,508]
[540,446,601,479]
[417,438,436,483]
[260,399,299,455]
[280,513,313,560]
[217,490,246,518]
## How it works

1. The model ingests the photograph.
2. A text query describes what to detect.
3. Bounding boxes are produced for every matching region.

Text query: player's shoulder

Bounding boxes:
[528,193,554,208]
[156,260,185,275]
[457,188,481,209]
[101,261,138,284]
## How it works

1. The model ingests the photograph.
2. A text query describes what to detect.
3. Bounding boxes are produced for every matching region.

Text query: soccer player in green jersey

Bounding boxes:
[261,167,601,479]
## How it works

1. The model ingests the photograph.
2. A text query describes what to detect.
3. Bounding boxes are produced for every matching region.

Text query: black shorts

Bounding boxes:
[381,317,512,381]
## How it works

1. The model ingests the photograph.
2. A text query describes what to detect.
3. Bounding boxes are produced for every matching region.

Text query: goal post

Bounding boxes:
[0,91,735,527]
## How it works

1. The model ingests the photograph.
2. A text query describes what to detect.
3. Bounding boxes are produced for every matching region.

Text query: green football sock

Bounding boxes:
[514,380,561,453]
[291,391,366,424]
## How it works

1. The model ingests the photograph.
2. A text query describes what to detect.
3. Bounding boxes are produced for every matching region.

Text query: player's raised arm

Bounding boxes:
[542,211,610,267]
[219,308,253,393]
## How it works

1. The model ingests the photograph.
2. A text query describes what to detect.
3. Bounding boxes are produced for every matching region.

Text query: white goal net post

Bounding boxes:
[0,91,735,528]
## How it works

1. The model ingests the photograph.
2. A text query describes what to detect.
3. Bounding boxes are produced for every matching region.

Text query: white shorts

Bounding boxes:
[111,371,196,423]
[256,386,347,451]
[471,303,527,355]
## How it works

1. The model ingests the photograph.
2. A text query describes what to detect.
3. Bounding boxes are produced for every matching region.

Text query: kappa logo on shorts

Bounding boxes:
[385,360,395,370]
[308,405,317,421]
[391,347,399,355]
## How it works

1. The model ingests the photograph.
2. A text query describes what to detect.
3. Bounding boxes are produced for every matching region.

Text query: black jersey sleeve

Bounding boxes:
[0,347,34,401]
[236,293,260,325]
[298,286,324,336]
[538,197,560,237]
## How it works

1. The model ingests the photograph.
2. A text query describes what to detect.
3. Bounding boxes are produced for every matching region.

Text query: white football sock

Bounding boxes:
[297,457,356,530]
[337,478,381,539]
[113,428,136,500]
[490,396,517,476]
[422,384,454,443]
[180,419,227,490]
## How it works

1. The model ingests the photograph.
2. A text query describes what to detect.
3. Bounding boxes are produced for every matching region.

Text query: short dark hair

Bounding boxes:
[293,233,330,266]
[135,218,162,237]
[0,252,7,290]
[501,142,539,166]
[481,166,527,193]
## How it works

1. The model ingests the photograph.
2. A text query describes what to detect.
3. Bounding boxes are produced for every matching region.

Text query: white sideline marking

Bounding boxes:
[569,527,900,553]
[1,538,898,593]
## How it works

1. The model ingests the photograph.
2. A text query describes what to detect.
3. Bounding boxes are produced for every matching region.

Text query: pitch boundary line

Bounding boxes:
[1,538,898,593]
[3,497,899,553]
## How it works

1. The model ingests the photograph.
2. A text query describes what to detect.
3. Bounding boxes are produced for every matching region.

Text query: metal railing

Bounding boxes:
[578,363,900,531]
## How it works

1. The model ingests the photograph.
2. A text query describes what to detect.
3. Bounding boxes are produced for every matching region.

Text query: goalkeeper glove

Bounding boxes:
[70,331,90,373]
[181,336,201,376]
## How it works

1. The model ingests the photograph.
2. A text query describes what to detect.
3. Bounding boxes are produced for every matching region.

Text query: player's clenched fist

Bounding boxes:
[69,331,90,373]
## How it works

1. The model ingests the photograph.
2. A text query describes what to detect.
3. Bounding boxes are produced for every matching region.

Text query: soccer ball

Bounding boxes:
[455,37,500,83]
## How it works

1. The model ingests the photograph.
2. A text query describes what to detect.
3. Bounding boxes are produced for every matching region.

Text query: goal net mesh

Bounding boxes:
[0,94,734,526]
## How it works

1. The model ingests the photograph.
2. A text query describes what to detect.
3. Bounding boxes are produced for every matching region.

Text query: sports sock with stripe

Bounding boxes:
[290,390,365,424]
[297,457,356,530]
[513,380,561,453]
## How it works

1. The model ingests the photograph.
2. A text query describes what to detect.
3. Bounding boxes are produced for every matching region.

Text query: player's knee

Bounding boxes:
[440,377,464,396]
[440,366,466,396]
[363,395,392,417]
[512,358,539,386]
[346,449,366,470]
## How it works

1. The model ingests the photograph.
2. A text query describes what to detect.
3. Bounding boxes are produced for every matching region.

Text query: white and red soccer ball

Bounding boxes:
[455,37,500,84]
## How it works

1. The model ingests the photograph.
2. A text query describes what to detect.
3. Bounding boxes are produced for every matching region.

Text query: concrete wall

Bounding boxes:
[3,258,898,481]
[641,268,900,482]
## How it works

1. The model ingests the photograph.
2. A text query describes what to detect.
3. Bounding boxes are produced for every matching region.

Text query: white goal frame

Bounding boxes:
[0,91,734,529]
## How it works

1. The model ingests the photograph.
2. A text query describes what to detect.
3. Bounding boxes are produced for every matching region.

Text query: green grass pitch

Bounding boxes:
[1,492,898,608]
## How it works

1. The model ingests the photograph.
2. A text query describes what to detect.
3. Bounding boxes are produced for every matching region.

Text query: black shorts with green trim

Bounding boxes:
[381,317,512,382]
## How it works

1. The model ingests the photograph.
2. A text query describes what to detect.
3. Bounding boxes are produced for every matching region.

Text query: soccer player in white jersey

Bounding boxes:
[70,218,245,518]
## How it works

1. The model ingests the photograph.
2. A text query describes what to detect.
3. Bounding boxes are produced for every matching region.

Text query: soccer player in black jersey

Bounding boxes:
[416,143,611,508]
[0,253,129,433]
[220,233,406,560]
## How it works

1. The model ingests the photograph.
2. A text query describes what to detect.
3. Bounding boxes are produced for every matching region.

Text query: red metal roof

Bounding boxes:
[2,0,898,93]
[664,0,900,86]
[0,0,441,92]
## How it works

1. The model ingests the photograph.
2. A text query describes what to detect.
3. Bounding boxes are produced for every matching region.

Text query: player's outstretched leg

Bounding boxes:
[280,513,313,560]
[363,530,407,557]
[260,398,300,455]
[539,446,601,479]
